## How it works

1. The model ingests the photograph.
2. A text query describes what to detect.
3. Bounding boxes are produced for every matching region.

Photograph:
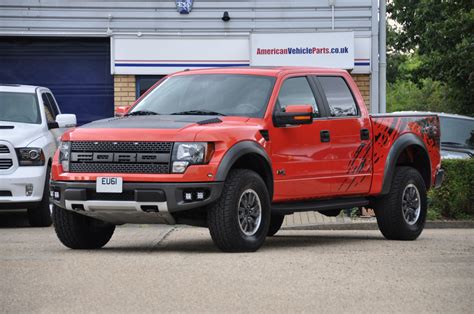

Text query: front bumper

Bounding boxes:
[434,168,445,189]
[50,180,224,224]
[0,166,46,208]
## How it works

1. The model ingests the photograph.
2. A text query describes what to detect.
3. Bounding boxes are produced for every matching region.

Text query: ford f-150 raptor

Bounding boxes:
[50,67,443,252]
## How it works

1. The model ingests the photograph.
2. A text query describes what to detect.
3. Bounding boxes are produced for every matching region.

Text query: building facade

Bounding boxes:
[0,0,384,124]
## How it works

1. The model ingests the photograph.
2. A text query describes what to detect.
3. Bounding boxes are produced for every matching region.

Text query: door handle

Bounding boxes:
[360,128,370,140]
[320,130,330,143]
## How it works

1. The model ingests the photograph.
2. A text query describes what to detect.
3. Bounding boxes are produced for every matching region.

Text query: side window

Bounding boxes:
[46,93,60,116]
[41,93,55,123]
[277,77,320,117]
[318,76,358,117]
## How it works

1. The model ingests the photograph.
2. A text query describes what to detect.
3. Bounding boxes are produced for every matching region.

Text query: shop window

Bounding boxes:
[136,76,165,97]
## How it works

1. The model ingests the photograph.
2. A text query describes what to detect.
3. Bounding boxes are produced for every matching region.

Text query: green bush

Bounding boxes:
[428,159,474,219]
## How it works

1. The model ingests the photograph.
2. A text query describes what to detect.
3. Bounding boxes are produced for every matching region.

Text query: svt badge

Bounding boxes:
[176,0,193,14]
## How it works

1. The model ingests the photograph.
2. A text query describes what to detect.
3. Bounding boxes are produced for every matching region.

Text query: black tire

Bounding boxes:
[52,205,115,249]
[27,165,53,227]
[373,166,427,240]
[208,169,271,252]
[267,214,284,236]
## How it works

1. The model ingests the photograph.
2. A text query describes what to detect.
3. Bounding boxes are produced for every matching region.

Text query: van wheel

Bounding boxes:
[267,214,285,236]
[374,166,427,240]
[27,165,52,227]
[208,169,270,252]
[52,205,115,249]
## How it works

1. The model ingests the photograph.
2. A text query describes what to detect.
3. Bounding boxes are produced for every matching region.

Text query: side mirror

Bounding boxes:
[55,114,77,128]
[115,105,131,117]
[273,105,313,127]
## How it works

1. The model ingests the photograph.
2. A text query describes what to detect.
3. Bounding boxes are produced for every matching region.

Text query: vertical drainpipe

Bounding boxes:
[370,0,380,113]
[379,0,387,113]
[329,0,335,30]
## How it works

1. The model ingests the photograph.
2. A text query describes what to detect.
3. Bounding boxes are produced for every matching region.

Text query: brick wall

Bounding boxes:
[114,75,136,108]
[351,74,370,112]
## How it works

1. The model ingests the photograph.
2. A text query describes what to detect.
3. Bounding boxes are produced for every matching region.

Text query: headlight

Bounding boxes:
[59,141,71,171]
[15,148,45,166]
[171,142,214,173]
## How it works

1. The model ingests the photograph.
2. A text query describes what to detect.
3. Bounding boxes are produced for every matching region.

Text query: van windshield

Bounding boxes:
[130,74,276,118]
[0,92,41,124]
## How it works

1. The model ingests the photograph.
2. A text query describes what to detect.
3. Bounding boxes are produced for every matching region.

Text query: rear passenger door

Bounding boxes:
[312,75,372,196]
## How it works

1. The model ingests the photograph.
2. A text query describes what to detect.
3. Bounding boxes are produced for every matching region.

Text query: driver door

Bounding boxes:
[270,76,333,202]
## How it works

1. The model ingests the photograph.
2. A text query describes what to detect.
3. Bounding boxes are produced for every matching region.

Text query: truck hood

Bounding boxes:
[80,115,231,130]
[64,115,258,142]
[0,122,45,147]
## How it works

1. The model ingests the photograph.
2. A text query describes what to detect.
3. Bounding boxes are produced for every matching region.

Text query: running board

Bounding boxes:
[271,197,369,215]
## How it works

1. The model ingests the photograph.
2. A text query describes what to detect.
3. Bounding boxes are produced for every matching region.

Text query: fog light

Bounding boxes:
[196,192,205,200]
[54,191,60,200]
[25,184,33,196]
[184,192,193,201]
[172,161,189,173]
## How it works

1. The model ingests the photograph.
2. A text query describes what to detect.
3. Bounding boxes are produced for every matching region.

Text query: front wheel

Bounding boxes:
[267,214,285,236]
[52,205,115,249]
[27,165,52,227]
[207,169,271,252]
[374,166,427,240]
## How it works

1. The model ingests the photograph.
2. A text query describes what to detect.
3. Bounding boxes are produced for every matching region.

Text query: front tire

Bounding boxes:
[374,166,427,240]
[27,165,52,227]
[208,169,271,252]
[52,205,115,249]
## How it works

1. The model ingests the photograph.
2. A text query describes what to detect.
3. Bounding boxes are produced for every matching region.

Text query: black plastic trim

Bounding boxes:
[215,141,273,197]
[380,133,431,195]
[272,197,369,215]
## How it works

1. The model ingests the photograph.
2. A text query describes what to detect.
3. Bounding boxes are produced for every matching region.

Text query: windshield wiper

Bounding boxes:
[126,110,159,116]
[170,110,226,116]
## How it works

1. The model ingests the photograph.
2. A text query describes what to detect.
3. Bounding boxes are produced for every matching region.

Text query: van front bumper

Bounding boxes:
[0,166,46,209]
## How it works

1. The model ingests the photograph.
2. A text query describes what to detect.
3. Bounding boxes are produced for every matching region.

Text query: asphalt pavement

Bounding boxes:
[0,211,473,313]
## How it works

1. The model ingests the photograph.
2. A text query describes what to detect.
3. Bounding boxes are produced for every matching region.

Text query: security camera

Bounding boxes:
[222,11,230,22]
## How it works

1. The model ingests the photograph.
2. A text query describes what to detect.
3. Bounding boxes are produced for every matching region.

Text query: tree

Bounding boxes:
[387,0,473,116]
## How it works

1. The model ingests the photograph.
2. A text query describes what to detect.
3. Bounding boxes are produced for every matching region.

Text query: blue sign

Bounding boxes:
[176,0,193,14]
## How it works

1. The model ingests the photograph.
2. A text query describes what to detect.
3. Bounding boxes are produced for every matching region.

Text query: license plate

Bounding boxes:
[96,177,123,193]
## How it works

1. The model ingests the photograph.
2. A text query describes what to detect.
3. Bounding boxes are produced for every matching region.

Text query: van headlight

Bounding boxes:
[171,142,214,173]
[15,148,45,166]
[59,141,71,171]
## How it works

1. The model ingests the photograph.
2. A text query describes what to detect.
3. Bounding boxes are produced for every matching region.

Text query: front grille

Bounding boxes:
[0,159,13,170]
[0,145,9,154]
[71,141,173,153]
[69,141,172,174]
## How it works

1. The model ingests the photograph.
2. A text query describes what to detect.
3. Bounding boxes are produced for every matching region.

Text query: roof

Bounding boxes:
[171,66,349,77]
[0,84,45,93]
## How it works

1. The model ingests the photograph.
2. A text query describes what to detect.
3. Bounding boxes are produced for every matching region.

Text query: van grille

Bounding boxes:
[0,145,9,154]
[69,141,173,174]
[0,159,13,170]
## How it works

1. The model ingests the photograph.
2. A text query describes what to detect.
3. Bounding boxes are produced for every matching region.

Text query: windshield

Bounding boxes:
[0,92,41,124]
[440,116,474,149]
[130,74,276,118]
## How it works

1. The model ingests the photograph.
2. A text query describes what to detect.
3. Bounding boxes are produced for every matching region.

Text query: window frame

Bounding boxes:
[41,93,57,123]
[312,75,361,119]
[272,75,329,121]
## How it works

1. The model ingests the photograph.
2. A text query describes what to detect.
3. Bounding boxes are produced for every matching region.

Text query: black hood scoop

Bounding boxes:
[81,115,222,129]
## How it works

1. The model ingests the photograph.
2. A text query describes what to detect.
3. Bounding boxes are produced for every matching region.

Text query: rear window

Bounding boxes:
[318,76,358,117]
[0,92,41,124]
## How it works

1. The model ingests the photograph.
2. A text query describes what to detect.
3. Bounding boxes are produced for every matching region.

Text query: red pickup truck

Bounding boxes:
[50,67,443,252]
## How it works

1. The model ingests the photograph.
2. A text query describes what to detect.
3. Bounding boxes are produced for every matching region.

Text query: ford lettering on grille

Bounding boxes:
[69,141,172,174]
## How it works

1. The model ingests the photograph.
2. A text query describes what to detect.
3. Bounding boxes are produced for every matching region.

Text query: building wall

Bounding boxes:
[352,74,371,111]
[113,75,136,108]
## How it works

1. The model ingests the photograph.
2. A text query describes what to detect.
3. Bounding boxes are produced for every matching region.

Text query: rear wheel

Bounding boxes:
[52,205,115,249]
[27,165,52,227]
[267,214,284,236]
[208,169,270,252]
[374,166,427,240]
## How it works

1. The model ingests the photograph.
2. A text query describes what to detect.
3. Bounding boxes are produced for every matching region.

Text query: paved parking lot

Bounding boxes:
[0,211,473,313]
